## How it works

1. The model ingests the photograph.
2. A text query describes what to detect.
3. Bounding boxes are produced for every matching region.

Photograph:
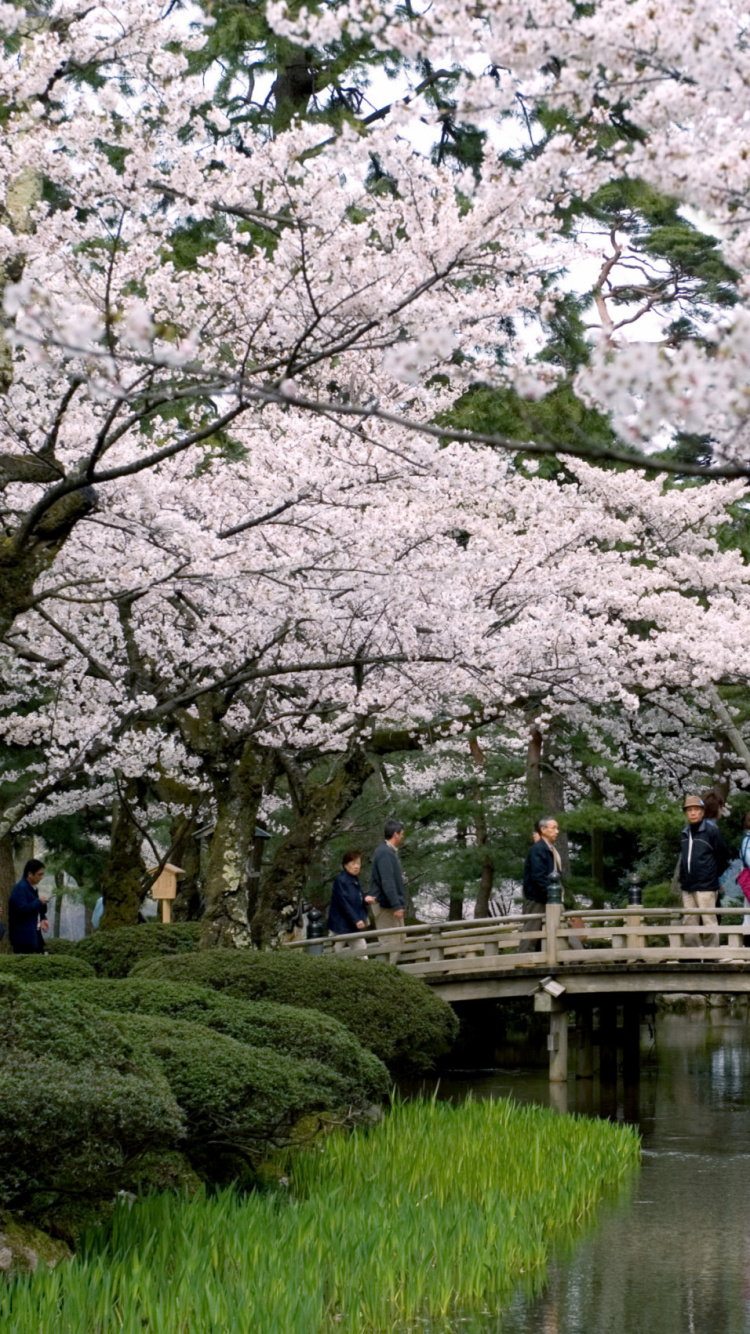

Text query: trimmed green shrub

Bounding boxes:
[43,937,78,955]
[0,954,95,979]
[33,978,389,1104]
[74,922,200,977]
[117,1012,361,1174]
[0,977,183,1223]
[132,951,459,1075]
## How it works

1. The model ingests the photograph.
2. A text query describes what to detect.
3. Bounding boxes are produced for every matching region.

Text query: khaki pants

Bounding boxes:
[682,890,719,949]
[371,901,404,962]
[334,935,368,957]
[518,899,545,953]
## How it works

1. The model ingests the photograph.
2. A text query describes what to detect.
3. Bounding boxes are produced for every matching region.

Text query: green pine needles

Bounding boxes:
[2,1098,639,1333]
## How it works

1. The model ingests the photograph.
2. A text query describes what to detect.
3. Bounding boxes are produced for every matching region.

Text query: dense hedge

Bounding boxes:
[0,954,95,979]
[73,923,201,977]
[119,1012,359,1176]
[0,977,181,1224]
[36,978,389,1104]
[0,971,388,1227]
[133,951,459,1075]
[42,937,78,955]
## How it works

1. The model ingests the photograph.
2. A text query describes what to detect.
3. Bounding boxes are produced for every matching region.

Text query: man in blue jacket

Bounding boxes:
[328,851,375,954]
[520,818,560,952]
[680,795,729,949]
[8,858,49,954]
[370,819,406,961]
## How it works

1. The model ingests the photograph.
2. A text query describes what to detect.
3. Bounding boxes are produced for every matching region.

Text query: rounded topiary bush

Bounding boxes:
[42,937,78,956]
[117,1012,359,1175]
[0,954,95,979]
[34,978,389,1104]
[73,922,201,977]
[132,951,459,1076]
[0,976,182,1223]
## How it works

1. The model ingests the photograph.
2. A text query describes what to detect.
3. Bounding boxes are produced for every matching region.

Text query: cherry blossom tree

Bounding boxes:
[3,0,750,941]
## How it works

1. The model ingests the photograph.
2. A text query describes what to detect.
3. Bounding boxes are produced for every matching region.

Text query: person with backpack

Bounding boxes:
[680,795,730,950]
[739,811,750,948]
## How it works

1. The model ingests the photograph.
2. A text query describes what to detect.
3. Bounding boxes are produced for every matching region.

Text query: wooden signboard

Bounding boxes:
[149,864,185,923]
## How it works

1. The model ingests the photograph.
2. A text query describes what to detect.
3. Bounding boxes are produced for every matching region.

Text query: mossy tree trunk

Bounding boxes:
[170,818,203,921]
[0,833,13,954]
[250,745,374,947]
[199,743,267,950]
[526,725,570,875]
[99,782,148,930]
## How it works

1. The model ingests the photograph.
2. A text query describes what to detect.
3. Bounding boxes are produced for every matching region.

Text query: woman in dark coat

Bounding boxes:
[328,850,374,954]
[8,858,49,954]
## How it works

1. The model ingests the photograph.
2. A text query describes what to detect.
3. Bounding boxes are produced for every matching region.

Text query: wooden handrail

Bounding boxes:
[284,901,750,976]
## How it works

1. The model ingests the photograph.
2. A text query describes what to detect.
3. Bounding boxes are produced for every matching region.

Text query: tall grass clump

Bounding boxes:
[1,1097,640,1333]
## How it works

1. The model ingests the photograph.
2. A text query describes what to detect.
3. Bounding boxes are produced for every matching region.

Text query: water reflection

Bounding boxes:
[428,1011,750,1333]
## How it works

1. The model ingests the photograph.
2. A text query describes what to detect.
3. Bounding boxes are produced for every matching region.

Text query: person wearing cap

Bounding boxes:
[679,795,729,950]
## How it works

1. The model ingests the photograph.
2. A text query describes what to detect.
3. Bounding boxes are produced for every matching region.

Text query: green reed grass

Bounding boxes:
[1,1097,639,1333]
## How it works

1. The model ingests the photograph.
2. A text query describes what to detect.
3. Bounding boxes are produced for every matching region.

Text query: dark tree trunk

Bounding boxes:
[251,745,374,947]
[170,819,203,921]
[199,743,266,949]
[0,486,96,641]
[591,828,605,889]
[526,725,570,875]
[100,783,148,930]
[449,820,466,921]
[469,738,495,919]
[0,833,13,953]
[51,873,63,937]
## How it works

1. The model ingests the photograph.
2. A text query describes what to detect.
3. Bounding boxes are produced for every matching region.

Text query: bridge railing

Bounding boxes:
[284,904,750,977]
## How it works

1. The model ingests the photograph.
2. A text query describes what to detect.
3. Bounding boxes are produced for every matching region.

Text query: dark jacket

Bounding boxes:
[8,878,47,954]
[680,819,729,894]
[523,840,554,905]
[328,870,368,935]
[370,841,406,910]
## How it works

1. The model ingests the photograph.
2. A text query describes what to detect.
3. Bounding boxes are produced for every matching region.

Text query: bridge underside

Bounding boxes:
[423,961,750,1004]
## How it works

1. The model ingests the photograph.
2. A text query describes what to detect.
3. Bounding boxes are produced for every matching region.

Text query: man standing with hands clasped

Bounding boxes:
[370,819,407,962]
[8,859,49,954]
[680,795,729,951]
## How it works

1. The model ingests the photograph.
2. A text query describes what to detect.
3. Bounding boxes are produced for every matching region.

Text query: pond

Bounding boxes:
[430,1008,750,1334]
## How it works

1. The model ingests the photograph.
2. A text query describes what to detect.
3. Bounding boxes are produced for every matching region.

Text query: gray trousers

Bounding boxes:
[519,898,545,952]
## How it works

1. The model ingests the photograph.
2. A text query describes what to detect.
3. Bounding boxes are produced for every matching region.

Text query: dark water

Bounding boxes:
[437,1009,750,1334]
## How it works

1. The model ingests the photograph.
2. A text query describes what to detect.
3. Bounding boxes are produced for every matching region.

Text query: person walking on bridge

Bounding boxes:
[370,819,406,962]
[680,795,729,951]
[520,817,561,952]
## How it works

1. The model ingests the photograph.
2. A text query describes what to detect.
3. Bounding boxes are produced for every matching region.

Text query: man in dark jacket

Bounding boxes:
[328,851,375,954]
[519,818,560,952]
[8,859,49,954]
[370,819,406,961]
[680,795,729,949]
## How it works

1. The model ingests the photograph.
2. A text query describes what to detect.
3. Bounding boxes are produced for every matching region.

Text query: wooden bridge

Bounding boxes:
[287,902,750,1083]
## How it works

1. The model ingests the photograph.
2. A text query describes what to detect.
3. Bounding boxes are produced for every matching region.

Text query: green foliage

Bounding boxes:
[41,937,77,955]
[132,950,459,1076]
[73,923,200,977]
[0,955,95,979]
[0,977,182,1222]
[32,978,390,1105]
[118,1012,360,1175]
[0,1099,639,1332]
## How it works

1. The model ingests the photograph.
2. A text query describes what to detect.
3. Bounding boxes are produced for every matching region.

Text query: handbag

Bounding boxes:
[738,866,750,904]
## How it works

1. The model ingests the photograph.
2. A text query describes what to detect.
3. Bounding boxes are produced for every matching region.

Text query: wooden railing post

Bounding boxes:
[545,872,563,968]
